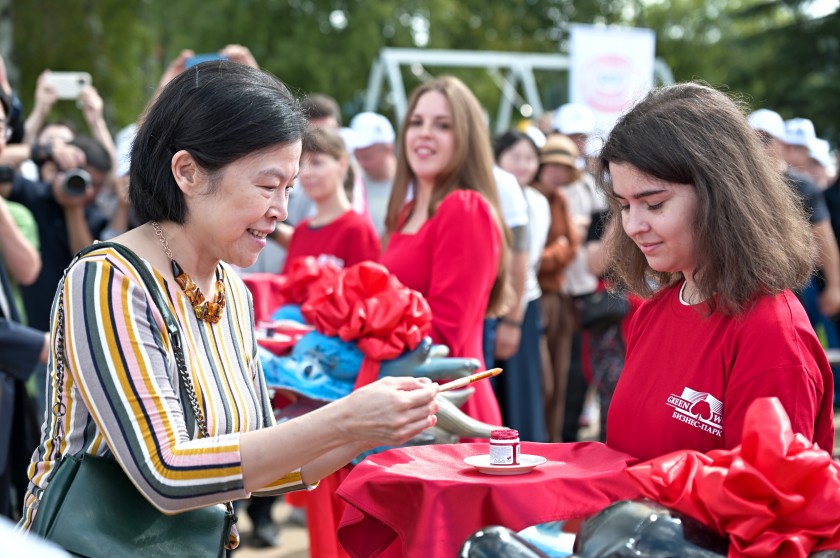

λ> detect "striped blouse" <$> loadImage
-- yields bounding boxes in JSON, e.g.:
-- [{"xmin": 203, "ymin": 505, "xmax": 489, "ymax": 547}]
[{"xmin": 21, "ymin": 245, "xmax": 309, "ymax": 528}]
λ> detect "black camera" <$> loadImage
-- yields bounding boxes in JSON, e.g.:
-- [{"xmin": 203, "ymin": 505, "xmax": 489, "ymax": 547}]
[
  {"xmin": 0, "ymin": 165, "xmax": 14, "ymax": 184},
  {"xmin": 62, "ymin": 168, "xmax": 91, "ymax": 197}
]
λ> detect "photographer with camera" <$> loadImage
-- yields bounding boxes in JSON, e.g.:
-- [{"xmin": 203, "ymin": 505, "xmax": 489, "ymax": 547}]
[
  {"xmin": 0, "ymin": 133, "xmax": 113, "ymax": 421},
  {"xmin": 0, "ymin": 90, "xmax": 51, "ymax": 522},
  {"xmin": 0, "ymin": 134, "xmax": 112, "ymax": 329},
  {"xmin": 0, "ymin": 67, "xmax": 114, "ymax": 185}
]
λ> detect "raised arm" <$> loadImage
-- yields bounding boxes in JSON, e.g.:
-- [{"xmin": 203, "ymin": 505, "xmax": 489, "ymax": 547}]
[
  {"xmin": 23, "ymin": 71, "xmax": 57, "ymax": 146},
  {"xmin": 78, "ymin": 86, "xmax": 116, "ymax": 179},
  {"xmin": 0, "ymin": 196, "xmax": 41, "ymax": 284}
]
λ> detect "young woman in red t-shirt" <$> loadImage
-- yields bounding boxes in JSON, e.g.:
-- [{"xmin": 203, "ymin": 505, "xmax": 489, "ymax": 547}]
[
  {"xmin": 597, "ymin": 83, "xmax": 834, "ymax": 460},
  {"xmin": 277, "ymin": 127, "xmax": 380, "ymax": 273}
]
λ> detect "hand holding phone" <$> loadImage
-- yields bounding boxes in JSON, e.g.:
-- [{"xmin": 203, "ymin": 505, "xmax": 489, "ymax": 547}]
[
  {"xmin": 185, "ymin": 53, "xmax": 228, "ymax": 69},
  {"xmin": 43, "ymin": 72, "xmax": 92, "ymax": 100}
]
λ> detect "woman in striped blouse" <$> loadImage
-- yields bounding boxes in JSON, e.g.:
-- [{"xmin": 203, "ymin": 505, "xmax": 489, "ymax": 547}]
[{"xmin": 21, "ymin": 61, "xmax": 438, "ymax": 529}]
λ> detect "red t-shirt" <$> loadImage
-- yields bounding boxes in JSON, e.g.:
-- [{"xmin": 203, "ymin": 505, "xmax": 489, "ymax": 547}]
[
  {"xmin": 380, "ymin": 190, "xmax": 503, "ymax": 426},
  {"xmin": 282, "ymin": 210, "xmax": 381, "ymax": 273},
  {"xmin": 607, "ymin": 283, "xmax": 834, "ymax": 461}
]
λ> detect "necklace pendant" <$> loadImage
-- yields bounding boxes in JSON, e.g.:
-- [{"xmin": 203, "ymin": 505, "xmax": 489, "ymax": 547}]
[
  {"xmin": 204, "ymin": 302, "xmax": 223, "ymax": 324},
  {"xmin": 167, "ymin": 256, "xmax": 227, "ymax": 324},
  {"xmin": 187, "ymin": 284, "xmax": 206, "ymax": 306},
  {"xmin": 194, "ymin": 305, "xmax": 208, "ymax": 321}
]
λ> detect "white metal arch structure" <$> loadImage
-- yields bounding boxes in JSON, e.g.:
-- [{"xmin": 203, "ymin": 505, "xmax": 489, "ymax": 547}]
[
  {"xmin": 363, "ymin": 47, "xmax": 674, "ymax": 133},
  {"xmin": 364, "ymin": 48, "xmax": 567, "ymax": 134}
]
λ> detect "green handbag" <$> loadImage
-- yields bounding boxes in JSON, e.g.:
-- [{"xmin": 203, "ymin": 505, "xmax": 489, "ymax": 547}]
[
  {"xmin": 29, "ymin": 242, "xmax": 238, "ymax": 557},
  {"xmin": 30, "ymin": 453, "xmax": 233, "ymax": 558}
]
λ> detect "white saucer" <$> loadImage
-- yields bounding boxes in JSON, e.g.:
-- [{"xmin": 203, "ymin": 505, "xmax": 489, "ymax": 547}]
[{"xmin": 463, "ymin": 454, "xmax": 547, "ymax": 475}]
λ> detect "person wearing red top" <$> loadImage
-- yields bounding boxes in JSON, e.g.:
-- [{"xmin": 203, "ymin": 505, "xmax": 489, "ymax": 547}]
[
  {"xmin": 596, "ymin": 83, "xmax": 834, "ymax": 460},
  {"xmin": 276, "ymin": 127, "xmax": 380, "ymax": 273},
  {"xmin": 380, "ymin": 76, "xmax": 510, "ymax": 427}
]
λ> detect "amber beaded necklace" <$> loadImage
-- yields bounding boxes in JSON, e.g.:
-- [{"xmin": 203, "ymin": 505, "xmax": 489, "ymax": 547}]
[{"xmin": 152, "ymin": 221, "xmax": 226, "ymax": 324}]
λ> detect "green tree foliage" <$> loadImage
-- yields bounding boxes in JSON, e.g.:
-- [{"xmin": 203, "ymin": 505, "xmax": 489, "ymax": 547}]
[
  {"xmin": 5, "ymin": 0, "xmax": 838, "ymax": 144},
  {"xmin": 730, "ymin": 1, "xmax": 840, "ymax": 143},
  {"xmin": 607, "ymin": 0, "xmax": 839, "ymax": 143},
  {"xmin": 11, "ymin": 0, "xmax": 155, "ymax": 130}
]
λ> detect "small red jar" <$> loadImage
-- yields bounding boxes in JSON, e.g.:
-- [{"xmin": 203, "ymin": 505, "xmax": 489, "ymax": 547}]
[{"xmin": 489, "ymin": 429, "xmax": 520, "ymax": 465}]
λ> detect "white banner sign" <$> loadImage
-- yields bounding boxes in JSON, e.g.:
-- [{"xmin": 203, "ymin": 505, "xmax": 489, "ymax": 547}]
[{"xmin": 569, "ymin": 24, "xmax": 656, "ymax": 134}]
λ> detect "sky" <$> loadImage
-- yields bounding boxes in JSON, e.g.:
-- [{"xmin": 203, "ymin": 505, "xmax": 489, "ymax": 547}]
[{"xmin": 806, "ymin": 0, "xmax": 839, "ymax": 17}]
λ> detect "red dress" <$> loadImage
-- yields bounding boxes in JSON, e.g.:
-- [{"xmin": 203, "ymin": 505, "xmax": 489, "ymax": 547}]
[
  {"xmin": 282, "ymin": 209, "xmax": 380, "ymax": 273},
  {"xmin": 380, "ymin": 190, "xmax": 503, "ymax": 426}
]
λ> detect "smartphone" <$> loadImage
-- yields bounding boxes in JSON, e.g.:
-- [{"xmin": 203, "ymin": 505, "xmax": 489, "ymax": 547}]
[
  {"xmin": 185, "ymin": 53, "xmax": 228, "ymax": 69},
  {"xmin": 44, "ymin": 71, "xmax": 92, "ymax": 100}
]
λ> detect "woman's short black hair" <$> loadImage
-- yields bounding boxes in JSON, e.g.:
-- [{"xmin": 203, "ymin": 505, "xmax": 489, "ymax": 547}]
[
  {"xmin": 493, "ymin": 130, "xmax": 539, "ymax": 162},
  {"xmin": 130, "ymin": 61, "xmax": 306, "ymax": 224},
  {"xmin": 0, "ymin": 90, "xmax": 11, "ymax": 119}
]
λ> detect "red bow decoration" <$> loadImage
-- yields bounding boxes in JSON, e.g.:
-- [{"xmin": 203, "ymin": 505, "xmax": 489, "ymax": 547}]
[
  {"xmin": 275, "ymin": 256, "xmax": 342, "ymax": 306},
  {"xmin": 626, "ymin": 397, "xmax": 840, "ymax": 557},
  {"xmin": 301, "ymin": 261, "xmax": 432, "ymax": 388}
]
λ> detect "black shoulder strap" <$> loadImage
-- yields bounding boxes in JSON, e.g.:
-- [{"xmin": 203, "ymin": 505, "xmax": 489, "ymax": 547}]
[
  {"xmin": 71, "ymin": 242, "xmax": 198, "ymax": 436},
  {"xmin": 74, "ymin": 242, "xmax": 180, "ymax": 342}
]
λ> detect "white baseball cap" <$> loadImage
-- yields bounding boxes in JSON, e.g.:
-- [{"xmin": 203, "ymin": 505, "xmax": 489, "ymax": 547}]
[
  {"xmin": 349, "ymin": 112, "xmax": 395, "ymax": 150},
  {"xmin": 785, "ymin": 118, "xmax": 817, "ymax": 148},
  {"xmin": 808, "ymin": 137, "xmax": 832, "ymax": 169},
  {"xmin": 552, "ymin": 103, "xmax": 595, "ymax": 136},
  {"xmin": 523, "ymin": 125, "xmax": 546, "ymax": 149},
  {"xmin": 338, "ymin": 127, "xmax": 357, "ymax": 152},
  {"xmin": 114, "ymin": 123, "xmax": 136, "ymax": 177},
  {"xmin": 747, "ymin": 109, "xmax": 786, "ymax": 142}
]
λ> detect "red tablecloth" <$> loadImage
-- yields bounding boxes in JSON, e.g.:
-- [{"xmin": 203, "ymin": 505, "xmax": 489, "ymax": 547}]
[{"xmin": 336, "ymin": 442, "xmax": 642, "ymax": 558}]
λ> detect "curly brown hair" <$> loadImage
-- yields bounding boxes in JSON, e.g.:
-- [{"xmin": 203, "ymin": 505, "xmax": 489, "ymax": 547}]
[{"xmin": 596, "ymin": 82, "xmax": 814, "ymax": 316}]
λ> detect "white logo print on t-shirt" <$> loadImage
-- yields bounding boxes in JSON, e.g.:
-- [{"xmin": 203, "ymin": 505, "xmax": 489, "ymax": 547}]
[{"xmin": 666, "ymin": 387, "xmax": 723, "ymax": 437}]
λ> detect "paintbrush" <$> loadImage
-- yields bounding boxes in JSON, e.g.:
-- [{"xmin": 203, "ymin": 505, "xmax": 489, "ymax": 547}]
[{"xmin": 437, "ymin": 368, "xmax": 503, "ymax": 392}]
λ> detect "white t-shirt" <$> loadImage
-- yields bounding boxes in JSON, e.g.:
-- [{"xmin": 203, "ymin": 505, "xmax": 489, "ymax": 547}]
[
  {"xmin": 563, "ymin": 172, "xmax": 607, "ymax": 296},
  {"xmin": 493, "ymin": 166, "xmax": 528, "ymax": 229},
  {"xmin": 523, "ymin": 185, "xmax": 551, "ymax": 303},
  {"xmin": 362, "ymin": 175, "xmax": 393, "ymax": 238}
]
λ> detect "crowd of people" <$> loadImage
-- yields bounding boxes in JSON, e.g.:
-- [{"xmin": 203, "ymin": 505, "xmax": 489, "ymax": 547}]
[{"xmin": 0, "ymin": 43, "xmax": 836, "ymax": 554}]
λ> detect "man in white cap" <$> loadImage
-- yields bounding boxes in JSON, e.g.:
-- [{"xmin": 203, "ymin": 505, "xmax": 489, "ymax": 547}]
[
  {"xmin": 748, "ymin": 108, "xmax": 840, "ymax": 318},
  {"xmin": 806, "ymin": 137, "xmax": 833, "ymax": 190},
  {"xmin": 552, "ymin": 102, "xmax": 596, "ymax": 166},
  {"xmin": 349, "ymin": 112, "xmax": 396, "ymax": 237},
  {"xmin": 784, "ymin": 117, "xmax": 818, "ymax": 175}
]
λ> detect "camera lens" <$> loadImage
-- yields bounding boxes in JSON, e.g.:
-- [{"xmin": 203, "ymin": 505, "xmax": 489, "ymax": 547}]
[{"xmin": 62, "ymin": 168, "xmax": 91, "ymax": 197}]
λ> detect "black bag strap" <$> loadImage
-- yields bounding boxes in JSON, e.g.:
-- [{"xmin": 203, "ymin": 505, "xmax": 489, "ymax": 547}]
[{"xmin": 74, "ymin": 242, "xmax": 181, "ymax": 345}]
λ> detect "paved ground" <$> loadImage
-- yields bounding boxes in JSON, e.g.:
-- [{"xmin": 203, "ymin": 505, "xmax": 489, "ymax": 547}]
[{"xmin": 234, "ymin": 502, "xmax": 309, "ymax": 558}]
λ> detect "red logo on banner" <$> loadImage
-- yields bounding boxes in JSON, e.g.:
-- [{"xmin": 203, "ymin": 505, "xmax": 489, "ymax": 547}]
[{"xmin": 582, "ymin": 54, "xmax": 637, "ymax": 113}]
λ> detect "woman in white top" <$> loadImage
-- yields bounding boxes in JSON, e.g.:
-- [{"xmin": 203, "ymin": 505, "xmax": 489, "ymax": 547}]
[{"xmin": 492, "ymin": 130, "xmax": 552, "ymax": 442}]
